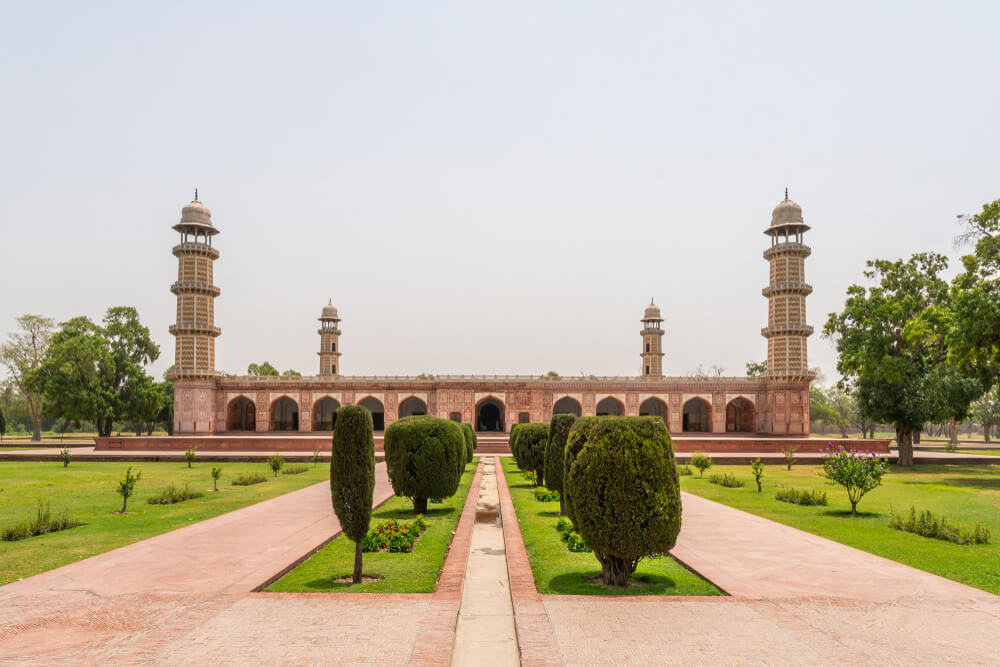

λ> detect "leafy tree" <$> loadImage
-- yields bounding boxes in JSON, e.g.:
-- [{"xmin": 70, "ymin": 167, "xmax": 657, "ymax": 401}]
[
  {"xmin": 691, "ymin": 452, "xmax": 712, "ymax": 477},
  {"xmin": 809, "ymin": 386, "xmax": 845, "ymax": 435},
  {"xmin": 750, "ymin": 458, "xmax": 764, "ymax": 492},
  {"xmin": 824, "ymin": 253, "xmax": 979, "ymax": 465},
  {"xmin": 248, "ymin": 362, "xmax": 280, "ymax": 376},
  {"xmin": 820, "ymin": 446, "xmax": 888, "ymax": 516},
  {"xmin": 384, "ymin": 416, "xmax": 464, "ymax": 513},
  {"xmin": 745, "ymin": 360, "xmax": 767, "ymax": 378},
  {"xmin": 516, "ymin": 423, "xmax": 549, "ymax": 487},
  {"xmin": 116, "ymin": 467, "xmax": 141, "ymax": 513},
  {"xmin": 281, "ymin": 369, "xmax": 302, "ymax": 377},
  {"xmin": 0, "ymin": 315, "xmax": 55, "ymax": 441},
  {"xmin": 971, "ymin": 389, "xmax": 1000, "ymax": 443},
  {"xmin": 330, "ymin": 405, "xmax": 375, "ymax": 584},
  {"xmin": 211, "ymin": 466, "xmax": 223, "ymax": 491},
  {"xmin": 0, "ymin": 405, "xmax": 5, "ymax": 443},
  {"xmin": 545, "ymin": 414, "xmax": 576, "ymax": 515},
  {"xmin": 268, "ymin": 455, "xmax": 284, "ymax": 477},
  {"xmin": 156, "ymin": 376, "xmax": 174, "ymax": 435}
]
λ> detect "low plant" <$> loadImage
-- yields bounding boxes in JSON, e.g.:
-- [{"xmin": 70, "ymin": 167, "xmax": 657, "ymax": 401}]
[
  {"xmin": 268, "ymin": 454, "xmax": 285, "ymax": 477},
  {"xmin": 312, "ymin": 449, "xmax": 321, "ymax": 466},
  {"xmin": 232, "ymin": 471, "xmax": 268, "ymax": 486},
  {"xmin": 211, "ymin": 466, "xmax": 223, "ymax": 491},
  {"xmin": 890, "ymin": 506, "xmax": 991, "ymax": 545},
  {"xmin": 59, "ymin": 447, "xmax": 72, "ymax": 467},
  {"xmin": 524, "ymin": 470, "xmax": 538, "ymax": 485},
  {"xmin": 677, "ymin": 465, "xmax": 693, "ymax": 476},
  {"xmin": 361, "ymin": 516, "xmax": 428, "ymax": 553},
  {"xmin": 708, "ymin": 472, "xmax": 744, "ymax": 488},
  {"xmin": 781, "ymin": 447, "xmax": 797, "ymax": 470},
  {"xmin": 282, "ymin": 464, "xmax": 309, "ymax": 475},
  {"xmin": 691, "ymin": 452, "xmax": 712, "ymax": 478},
  {"xmin": 775, "ymin": 487, "xmax": 828, "ymax": 506},
  {"xmin": 555, "ymin": 516, "xmax": 591, "ymax": 552},
  {"xmin": 116, "ymin": 466, "xmax": 142, "ymax": 513},
  {"xmin": 184, "ymin": 447, "xmax": 197, "ymax": 468},
  {"xmin": 750, "ymin": 458, "xmax": 764, "ymax": 492},
  {"xmin": 1, "ymin": 501, "xmax": 82, "ymax": 541},
  {"xmin": 820, "ymin": 445, "xmax": 889, "ymax": 516},
  {"xmin": 533, "ymin": 486, "xmax": 560, "ymax": 502},
  {"xmin": 147, "ymin": 482, "xmax": 204, "ymax": 505}
]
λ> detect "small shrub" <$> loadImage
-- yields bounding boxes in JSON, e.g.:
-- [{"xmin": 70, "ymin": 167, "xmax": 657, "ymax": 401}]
[
  {"xmin": 210, "ymin": 466, "xmax": 223, "ymax": 491},
  {"xmin": 116, "ymin": 466, "xmax": 141, "ymax": 513},
  {"xmin": 1, "ymin": 502, "xmax": 82, "ymax": 541},
  {"xmin": 147, "ymin": 482, "xmax": 204, "ymax": 505},
  {"xmin": 709, "ymin": 472, "xmax": 745, "ymax": 488},
  {"xmin": 820, "ymin": 445, "xmax": 888, "ymax": 516},
  {"xmin": 268, "ymin": 454, "xmax": 285, "ymax": 477},
  {"xmin": 282, "ymin": 464, "xmax": 309, "ymax": 475},
  {"xmin": 691, "ymin": 452, "xmax": 712, "ymax": 478},
  {"xmin": 677, "ymin": 465, "xmax": 693, "ymax": 476},
  {"xmin": 524, "ymin": 470, "xmax": 537, "ymax": 485},
  {"xmin": 59, "ymin": 448, "xmax": 72, "ymax": 468},
  {"xmin": 750, "ymin": 458, "xmax": 764, "ymax": 492},
  {"xmin": 361, "ymin": 517, "xmax": 427, "ymax": 553},
  {"xmin": 312, "ymin": 449, "xmax": 321, "ymax": 466},
  {"xmin": 554, "ymin": 516, "xmax": 591, "ymax": 552},
  {"xmin": 533, "ymin": 486, "xmax": 560, "ymax": 502},
  {"xmin": 775, "ymin": 487, "xmax": 828, "ymax": 506},
  {"xmin": 891, "ymin": 506, "xmax": 991, "ymax": 545},
  {"xmin": 232, "ymin": 472, "xmax": 268, "ymax": 486},
  {"xmin": 556, "ymin": 516, "xmax": 571, "ymax": 533},
  {"xmin": 782, "ymin": 447, "xmax": 797, "ymax": 470},
  {"xmin": 184, "ymin": 447, "xmax": 197, "ymax": 468}
]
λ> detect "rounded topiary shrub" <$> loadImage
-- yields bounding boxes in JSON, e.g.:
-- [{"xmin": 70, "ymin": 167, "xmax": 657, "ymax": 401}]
[
  {"xmin": 545, "ymin": 414, "xmax": 576, "ymax": 515},
  {"xmin": 330, "ymin": 405, "xmax": 376, "ymax": 584},
  {"xmin": 509, "ymin": 423, "xmax": 524, "ymax": 468},
  {"xmin": 565, "ymin": 416, "xmax": 682, "ymax": 587},
  {"xmin": 384, "ymin": 416, "xmax": 464, "ymax": 513},
  {"xmin": 516, "ymin": 423, "xmax": 549, "ymax": 487},
  {"xmin": 463, "ymin": 423, "xmax": 478, "ymax": 451},
  {"xmin": 460, "ymin": 423, "xmax": 475, "ymax": 464},
  {"xmin": 563, "ymin": 417, "xmax": 599, "ymax": 526}
]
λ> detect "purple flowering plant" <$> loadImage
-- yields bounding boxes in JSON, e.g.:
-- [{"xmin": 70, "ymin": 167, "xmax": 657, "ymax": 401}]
[{"xmin": 819, "ymin": 443, "xmax": 889, "ymax": 516}]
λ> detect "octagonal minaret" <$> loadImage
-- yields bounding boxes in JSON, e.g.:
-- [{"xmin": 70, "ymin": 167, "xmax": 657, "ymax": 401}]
[
  {"xmin": 640, "ymin": 299, "xmax": 665, "ymax": 377},
  {"xmin": 169, "ymin": 191, "xmax": 221, "ymax": 380},
  {"xmin": 762, "ymin": 190, "xmax": 814, "ymax": 381},
  {"xmin": 318, "ymin": 300, "xmax": 342, "ymax": 376}
]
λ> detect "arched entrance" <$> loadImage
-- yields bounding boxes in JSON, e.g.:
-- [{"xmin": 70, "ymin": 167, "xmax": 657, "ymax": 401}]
[
  {"xmin": 477, "ymin": 397, "xmax": 504, "ymax": 432},
  {"xmin": 313, "ymin": 397, "xmax": 340, "ymax": 431},
  {"xmin": 552, "ymin": 396, "xmax": 582, "ymax": 417},
  {"xmin": 596, "ymin": 396, "xmax": 624, "ymax": 416},
  {"xmin": 682, "ymin": 398, "xmax": 711, "ymax": 432},
  {"xmin": 398, "ymin": 396, "xmax": 428, "ymax": 418},
  {"xmin": 226, "ymin": 396, "xmax": 256, "ymax": 431},
  {"xmin": 359, "ymin": 396, "xmax": 385, "ymax": 431},
  {"xmin": 639, "ymin": 397, "xmax": 667, "ymax": 424},
  {"xmin": 271, "ymin": 397, "xmax": 299, "ymax": 431},
  {"xmin": 726, "ymin": 397, "xmax": 755, "ymax": 433}
]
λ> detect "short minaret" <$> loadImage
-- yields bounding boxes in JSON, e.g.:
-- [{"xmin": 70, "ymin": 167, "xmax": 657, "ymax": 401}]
[
  {"xmin": 318, "ymin": 300, "xmax": 342, "ymax": 376},
  {"xmin": 169, "ymin": 191, "xmax": 221, "ymax": 380},
  {"xmin": 640, "ymin": 299, "xmax": 665, "ymax": 377},
  {"xmin": 762, "ymin": 190, "xmax": 814, "ymax": 380}
]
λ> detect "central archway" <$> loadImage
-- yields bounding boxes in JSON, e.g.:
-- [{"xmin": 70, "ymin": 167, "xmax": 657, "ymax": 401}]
[
  {"xmin": 552, "ymin": 396, "xmax": 582, "ymax": 417},
  {"xmin": 476, "ymin": 397, "xmax": 504, "ymax": 432},
  {"xmin": 358, "ymin": 396, "xmax": 385, "ymax": 431},
  {"xmin": 596, "ymin": 396, "xmax": 624, "ymax": 416},
  {"xmin": 313, "ymin": 397, "xmax": 340, "ymax": 431},
  {"xmin": 226, "ymin": 396, "xmax": 256, "ymax": 431},
  {"xmin": 398, "ymin": 396, "xmax": 428, "ymax": 418},
  {"xmin": 682, "ymin": 398, "xmax": 711, "ymax": 432},
  {"xmin": 270, "ymin": 397, "xmax": 299, "ymax": 431}
]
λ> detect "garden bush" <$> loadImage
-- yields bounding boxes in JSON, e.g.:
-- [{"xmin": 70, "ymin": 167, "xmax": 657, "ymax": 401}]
[
  {"xmin": 782, "ymin": 447, "xmax": 797, "ymax": 470},
  {"xmin": 330, "ymin": 405, "xmax": 376, "ymax": 583},
  {"xmin": 545, "ymin": 414, "xmax": 576, "ymax": 515},
  {"xmin": 890, "ymin": 506, "xmax": 991, "ymax": 545},
  {"xmin": 775, "ymin": 487, "xmax": 828, "ymax": 506},
  {"xmin": 232, "ymin": 472, "xmax": 268, "ymax": 486},
  {"xmin": 533, "ymin": 486, "xmax": 559, "ymax": 502},
  {"xmin": 361, "ymin": 516, "xmax": 428, "ymax": 553},
  {"xmin": 820, "ymin": 445, "xmax": 889, "ymax": 516},
  {"xmin": 516, "ymin": 423, "xmax": 549, "ymax": 487},
  {"xmin": 509, "ymin": 423, "xmax": 524, "ymax": 468},
  {"xmin": 2, "ymin": 501, "xmax": 82, "ymax": 541},
  {"xmin": 691, "ymin": 452, "xmax": 712, "ymax": 478},
  {"xmin": 184, "ymin": 447, "xmax": 197, "ymax": 468},
  {"xmin": 750, "ymin": 458, "xmax": 764, "ymax": 492},
  {"xmin": 460, "ymin": 423, "xmax": 475, "ymax": 465},
  {"xmin": 268, "ymin": 455, "xmax": 285, "ymax": 477},
  {"xmin": 147, "ymin": 482, "xmax": 204, "ymax": 505},
  {"xmin": 281, "ymin": 464, "xmax": 309, "ymax": 475},
  {"xmin": 59, "ymin": 447, "xmax": 72, "ymax": 467},
  {"xmin": 564, "ymin": 416, "xmax": 681, "ymax": 586},
  {"xmin": 116, "ymin": 466, "xmax": 141, "ymax": 513},
  {"xmin": 210, "ymin": 466, "xmax": 223, "ymax": 491},
  {"xmin": 384, "ymin": 415, "xmax": 464, "ymax": 513},
  {"xmin": 563, "ymin": 417, "xmax": 599, "ymax": 526},
  {"xmin": 708, "ymin": 472, "xmax": 745, "ymax": 488},
  {"xmin": 555, "ymin": 516, "xmax": 591, "ymax": 552},
  {"xmin": 462, "ymin": 422, "xmax": 477, "ymax": 451},
  {"xmin": 677, "ymin": 465, "xmax": 693, "ymax": 476}
]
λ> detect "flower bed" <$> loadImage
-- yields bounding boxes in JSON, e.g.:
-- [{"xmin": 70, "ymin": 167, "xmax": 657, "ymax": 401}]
[
  {"xmin": 361, "ymin": 516, "xmax": 428, "ymax": 553},
  {"xmin": 556, "ymin": 516, "xmax": 591, "ymax": 552}
]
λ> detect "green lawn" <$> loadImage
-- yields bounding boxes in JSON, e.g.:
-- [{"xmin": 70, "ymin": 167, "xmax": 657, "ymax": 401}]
[
  {"xmin": 0, "ymin": 460, "xmax": 330, "ymax": 584},
  {"xmin": 266, "ymin": 459, "xmax": 479, "ymax": 593},
  {"xmin": 499, "ymin": 458, "xmax": 721, "ymax": 596},
  {"xmin": 680, "ymin": 464, "xmax": 1000, "ymax": 595}
]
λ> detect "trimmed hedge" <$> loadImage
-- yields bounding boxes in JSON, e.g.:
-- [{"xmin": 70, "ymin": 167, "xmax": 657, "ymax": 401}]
[
  {"xmin": 384, "ymin": 416, "xmax": 464, "ymax": 514},
  {"xmin": 563, "ymin": 417, "xmax": 599, "ymax": 526},
  {"xmin": 545, "ymin": 414, "xmax": 576, "ymax": 515},
  {"xmin": 330, "ymin": 405, "xmax": 376, "ymax": 583},
  {"xmin": 565, "ymin": 416, "xmax": 682, "ymax": 587},
  {"xmin": 460, "ymin": 423, "xmax": 475, "ymax": 464},
  {"xmin": 463, "ymin": 423, "xmax": 478, "ymax": 451},
  {"xmin": 509, "ymin": 423, "xmax": 524, "ymax": 468},
  {"xmin": 516, "ymin": 423, "xmax": 549, "ymax": 487}
]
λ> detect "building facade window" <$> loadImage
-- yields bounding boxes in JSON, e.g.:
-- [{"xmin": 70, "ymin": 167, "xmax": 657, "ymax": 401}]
[
  {"xmin": 449, "ymin": 412, "xmax": 462, "ymax": 422},
  {"xmin": 518, "ymin": 412, "xmax": 530, "ymax": 424}
]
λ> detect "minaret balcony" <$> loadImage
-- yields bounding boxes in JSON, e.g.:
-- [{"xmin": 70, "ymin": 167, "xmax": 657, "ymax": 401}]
[
  {"xmin": 169, "ymin": 321, "xmax": 222, "ymax": 337},
  {"xmin": 761, "ymin": 281, "xmax": 813, "ymax": 297},
  {"xmin": 761, "ymin": 324, "xmax": 814, "ymax": 338},
  {"xmin": 639, "ymin": 328, "xmax": 666, "ymax": 336},
  {"xmin": 173, "ymin": 243, "xmax": 220, "ymax": 259},
  {"xmin": 763, "ymin": 243, "xmax": 811, "ymax": 260},
  {"xmin": 317, "ymin": 328, "xmax": 342, "ymax": 335},
  {"xmin": 171, "ymin": 281, "xmax": 221, "ymax": 297}
]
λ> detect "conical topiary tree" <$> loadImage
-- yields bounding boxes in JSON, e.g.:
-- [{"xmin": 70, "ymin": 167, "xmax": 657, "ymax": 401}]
[
  {"xmin": 516, "ymin": 423, "xmax": 549, "ymax": 487},
  {"xmin": 384, "ymin": 416, "xmax": 464, "ymax": 513},
  {"xmin": 330, "ymin": 405, "xmax": 376, "ymax": 584},
  {"xmin": 545, "ymin": 413, "xmax": 576, "ymax": 515},
  {"xmin": 509, "ymin": 423, "xmax": 523, "ymax": 468},
  {"xmin": 563, "ymin": 417, "xmax": 599, "ymax": 526}
]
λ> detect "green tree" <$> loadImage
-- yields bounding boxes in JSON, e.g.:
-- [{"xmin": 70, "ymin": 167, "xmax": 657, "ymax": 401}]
[
  {"xmin": 1, "ymin": 315, "xmax": 55, "ymax": 441},
  {"xmin": 516, "ymin": 423, "xmax": 549, "ymax": 487},
  {"xmin": 384, "ymin": 416, "xmax": 464, "ymax": 513},
  {"xmin": 460, "ymin": 423, "xmax": 475, "ymax": 464},
  {"xmin": 0, "ymin": 405, "xmax": 6, "ymax": 443},
  {"xmin": 745, "ymin": 360, "xmax": 767, "ymax": 378},
  {"xmin": 248, "ymin": 362, "xmax": 280, "ymax": 376},
  {"xmin": 330, "ymin": 405, "xmax": 375, "ymax": 584},
  {"xmin": 562, "ymin": 417, "xmax": 599, "ymax": 526},
  {"xmin": 281, "ymin": 369, "xmax": 302, "ymax": 377},
  {"xmin": 545, "ymin": 414, "xmax": 576, "ymax": 515},
  {"xmin": 824, "ymin": 253, "xmax": 978, "ymax": 465},
  {"xmin": 971, "ymin": 389, "xmax": 1000, "ymax": 443},
  {"xmin": 156, "ymin": 376, "xmax": 174, "ymax": 435}
]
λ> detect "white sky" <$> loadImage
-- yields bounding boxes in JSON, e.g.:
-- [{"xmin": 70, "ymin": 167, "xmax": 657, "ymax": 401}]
[{"xmin": 1, "ymin": 1, "xmax": 998, "ymax": 382}]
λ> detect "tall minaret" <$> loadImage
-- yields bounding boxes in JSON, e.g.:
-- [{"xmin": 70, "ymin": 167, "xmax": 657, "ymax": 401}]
[
  {"xmin": 640, "ymin": 299, "xmax": 665, "ymax": 377},
  {"xmin": 318, "ymin": 300, "xmax": 342, "ymax": 376},
  {"xmin": 762, "ymin": 190, "xmax": 814, "ymax": 380},
  {"xmin": 169, "ymin": 191, "xmax": 221, "ymax": 380}
]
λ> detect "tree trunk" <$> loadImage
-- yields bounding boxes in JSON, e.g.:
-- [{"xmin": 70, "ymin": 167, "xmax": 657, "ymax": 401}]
[
  {"xmin": 596, "ymin": 552, "xmax": 632, "ymax": 587},
  {"xmin": 949, "ymin": 420, "xmax": 959, "ymax": 447},
  {"xmin": 851, "ymin": 500, "xmax": 857, "ymax": 516},
  {"xmin": 353, "ymin": 540, "xmax": 363, "ymax": 584},
  {"xmin": 896, "ymin": 428, "xmax": 914, "ymax": 466},
  {"xmin": 121, "ymin": 496, "xmax": 128, "ymax": 513},
  {"xmin": 985, "ymin": 424, "xmax": 992, "ymax": 444},
  {"xmin": 413, "ymin": 497, "xmax": 428, "ymax": 514},
  {"xmin": 756, "ymin": 479, "xmax": 762, "ymax": 493},
  {"xmin": 31, "ymin": 416, "xmax": 42, "ymax": 442},
  {"xmin": 559, "ymin": 495, "xmax": 566, "ymax": 516},
  {"xmin": 913, "ymin": 430, "xmax": 921, "ymax": 444}
]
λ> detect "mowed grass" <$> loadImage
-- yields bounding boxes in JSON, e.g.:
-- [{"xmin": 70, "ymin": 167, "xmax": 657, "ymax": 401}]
[
  {"xmin": 266, "ymin": 459, "xmax": 479, "ymax": 593},
  {"xmin": 680, "ymin": 464, "xmax": 1000, "ymax": 595},
  {"xmin": 0, "ymin": 460, "xmax": 330, "ymax": 584},
  {"xmin": 500, "ymin": 458, "xmax": 721, "ymax": 596}
]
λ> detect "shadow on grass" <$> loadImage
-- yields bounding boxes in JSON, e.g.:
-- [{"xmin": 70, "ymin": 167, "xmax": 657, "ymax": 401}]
[
  {"xmin": 538, "ymin": 510, "xmax": 561, "ymax": 517},
  {"xmin": 820, "ymin": 509, "xmax": 883, "ymax": 519},
  {"xmin": 375, "ymin": 505, "xmax": 456, "ymax": 520},
  {"xmin": 546, "ymin": 570, "xmax": 679, "ymax": 595},
  {"xmin": 300, "ymin": 574, "xmax": 384, "ymax": 591}
]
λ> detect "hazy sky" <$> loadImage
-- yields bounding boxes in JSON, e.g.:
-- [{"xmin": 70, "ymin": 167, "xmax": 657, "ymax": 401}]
[{"xmin": 2, "ymin": 1, "xmax": 998, "ymax": 383}]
